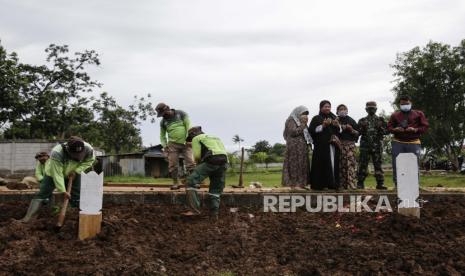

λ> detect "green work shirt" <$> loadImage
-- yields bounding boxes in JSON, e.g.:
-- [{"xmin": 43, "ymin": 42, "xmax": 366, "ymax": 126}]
[
  {"xmin": 45, "ymin": 142, "xmax": 95, "ymax": 192},
  {"xmin": 160, "ymin": 109, "xmax": 191, "ymax": 147},
  {"xmin": 192, "ymin": 134, "xmax": 227, "ymax": 162},
  {"xmin": 35, "ymin": 161, "xmax": 46, "ymax": 182}
]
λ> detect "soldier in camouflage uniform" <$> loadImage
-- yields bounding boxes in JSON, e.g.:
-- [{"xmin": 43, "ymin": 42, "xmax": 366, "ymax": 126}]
[{"xmin": 357, "ymin": 101, "xmax": 387, "ymax": 190}]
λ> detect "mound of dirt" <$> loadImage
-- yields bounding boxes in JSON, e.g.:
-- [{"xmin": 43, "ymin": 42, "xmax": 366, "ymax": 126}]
[
  {"xmin": 1, "ymin": 197, "xmax": 464, "ymax": 275},
  {"xmin": 6, "ymin": 182, "xmax": 31, "ymax": 190}
]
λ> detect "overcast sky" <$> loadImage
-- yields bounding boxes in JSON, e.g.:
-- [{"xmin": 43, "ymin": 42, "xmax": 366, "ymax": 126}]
[{"xmin": 1, "ymin": 0, "xmax": 464, "ymax": 150}]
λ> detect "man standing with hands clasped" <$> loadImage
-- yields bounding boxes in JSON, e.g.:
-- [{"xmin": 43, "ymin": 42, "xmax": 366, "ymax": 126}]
[
  {"xmin": 357, "ymin": 101, "xmax": 388, "ymax": 190},
  {"xmin": 156, "ymin": 102, "xmax": 196, "ymax": 190},
  {"xmin": 388, "ymin": 95, "xmax": 429, "ymax": 186}
]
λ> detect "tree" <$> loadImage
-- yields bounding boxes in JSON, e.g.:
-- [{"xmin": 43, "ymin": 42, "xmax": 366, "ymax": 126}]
[
  {"xmin": 226, "ymin": 153, "xmax": 239, "ymax": 172},
  {"xmin": 270, "ymin": 143, "xmax": 286, "ymax": 157},
  {"xmin": 232, "ymin": 134, "xmax": 244, "ymax": 152},
  {"xmin": 1, "ymin": 44, "xmax": 101, "ymax": 139},
  {"xmin": 0, "ymin": 42, "xmax": 156, "ymax": 154},
  {"xmin": 249, "ymin": 140, "xmax": 272, "ymax": 155},
  {"xmin": 251, "ymin": 152, "xmax": 268, "ymax": 165},
  {"xmin": 0, "ymin": 42, "xmax": 30, "ymax": 136},
  {"xmin": 391, "ymin": 40, "xmax": 465, "ymax": 170},
  {"xmin": 90, "ymin": 92, "xmax": 155, "ymax": 154}
]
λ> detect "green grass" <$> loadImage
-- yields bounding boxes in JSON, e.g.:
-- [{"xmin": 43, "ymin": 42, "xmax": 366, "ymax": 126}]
[
  {"xmin": 105, "ymin": 168, "xmax": 465, "ymax": 188},
  {"xmin": 226, "ymin": 171, "xmax": 465, "ymax": 188},
  {"xmin": 105, "ymin": 175, "xmax": 169, "ymax": 184}
]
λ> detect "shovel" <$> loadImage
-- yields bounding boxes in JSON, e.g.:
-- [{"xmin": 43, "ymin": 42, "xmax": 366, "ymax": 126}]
[{"xmin": 55, "ymin": 176, "xmax": 74, "ymax": 231}]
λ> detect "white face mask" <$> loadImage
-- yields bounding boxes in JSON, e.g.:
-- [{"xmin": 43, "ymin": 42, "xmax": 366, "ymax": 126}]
[
  {"xmin": 338, "ymin": 111, "xmax": 348, "ymax": 117},
  {"xmin": 400, "ymin": 104, "xmax": 412, "ymax": 112}
]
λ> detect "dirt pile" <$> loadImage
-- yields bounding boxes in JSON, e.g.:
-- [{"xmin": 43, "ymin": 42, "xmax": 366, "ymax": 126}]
[
  {"xmin": 1, "ymin": 197, "xmax": 464, "ymax": 275},
  {"xmin": 5, "ymin": 181, "xmax": 32, "ymax": 190}
]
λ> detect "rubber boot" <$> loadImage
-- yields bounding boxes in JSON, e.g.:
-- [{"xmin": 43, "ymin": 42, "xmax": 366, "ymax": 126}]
[
  {"xmin": 181, "ymin": 169, "xmax": 193, "ymax": 186},
  {"xmin": 207, "ymin": 193, "xmax": 220, "ymax": 220},
  {"xmin": 170, "ymin": 178, "xmax": 180, "ymax": 190},
  {"xmin": 376, "ymin": 182, "xmax": 387, "ymax": 190},
  {"xmin": 185, "ymin": 188, "xmax": 201, "ymax": 214},
  {"xmin": 21, "ymin": 199, "xmax": 44, "ymax": 222}
]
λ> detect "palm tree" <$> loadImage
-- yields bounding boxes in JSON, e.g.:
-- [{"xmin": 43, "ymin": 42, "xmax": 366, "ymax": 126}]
[{"xmin": 232, "ymin": 134, "xmax": 244, "ymax": 152}]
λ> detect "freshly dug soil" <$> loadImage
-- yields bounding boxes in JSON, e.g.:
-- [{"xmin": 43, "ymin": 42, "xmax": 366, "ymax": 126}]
[
  {"xmin": 5, "ymin": 182, "xmax": 31, "ymax": 190},
  {"xmin": 1, "ymin": 196, "xmax": 464, "ymax": 275}
]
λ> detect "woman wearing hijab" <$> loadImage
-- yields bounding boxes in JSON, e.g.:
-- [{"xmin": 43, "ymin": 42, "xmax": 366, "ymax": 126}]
[
  {"xmin": 336, "ymin": 104, "xmax": 359, "ymax": 189},
  {"xmin": 282, "ymin": 106, "xmax": 312, "ymax": 188},
  {"xmin": 309, "ymin": 100, "xmax": 341, "ymax": 190}
]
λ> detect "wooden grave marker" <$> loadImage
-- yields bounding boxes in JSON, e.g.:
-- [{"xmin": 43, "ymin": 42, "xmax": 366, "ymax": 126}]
[
  {"xmin": 396, "ymin": 153, "xmax": 420, "ymax": 218},
  {"xmin": 79, "ymin": 171, "xmax": 104, "ymax": 240}
]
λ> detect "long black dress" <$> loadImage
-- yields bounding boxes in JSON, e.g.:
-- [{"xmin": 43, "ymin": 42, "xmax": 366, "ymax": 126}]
[{"xmin": 309, "ymin": 112, "xmax": 341, "ymax": 190}]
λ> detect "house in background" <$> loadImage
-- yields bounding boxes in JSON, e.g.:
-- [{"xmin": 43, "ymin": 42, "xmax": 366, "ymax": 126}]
[{"xmin": 97, "ymin": 145, "xmax": 178, "ymax": 178}]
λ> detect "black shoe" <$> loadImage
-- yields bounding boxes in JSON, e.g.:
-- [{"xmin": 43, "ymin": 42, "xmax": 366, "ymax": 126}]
[
  {"xmin": 357, "ymin": 183, "xmax": 365, "ymax": 189},
  {"xmin": 376, "ymin": 185, "xmax": 387, "ymax": 190},
  {"xmin": 170, "ymin": 184, "xmax": 181, "ymax": 190}
]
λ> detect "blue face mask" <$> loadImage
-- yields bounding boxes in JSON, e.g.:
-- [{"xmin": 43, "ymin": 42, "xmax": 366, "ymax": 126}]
[{"xmin": 400, "ymin": 104, "xmax": 412, "ymax": 112}]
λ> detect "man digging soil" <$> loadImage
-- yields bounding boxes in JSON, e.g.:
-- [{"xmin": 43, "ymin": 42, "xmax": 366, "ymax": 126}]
[
  {"xmin": 21, "ymin": 136, "xmax": 96, "ymax": 223},
  {"xmin": 182, "ymin": 126, "xmax": 228, "ymax": 218}
]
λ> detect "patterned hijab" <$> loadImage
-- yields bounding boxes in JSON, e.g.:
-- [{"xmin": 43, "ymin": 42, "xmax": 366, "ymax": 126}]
[{"xmin": 289, "ymin": 106, "xmax": 313, "ymax": 144}]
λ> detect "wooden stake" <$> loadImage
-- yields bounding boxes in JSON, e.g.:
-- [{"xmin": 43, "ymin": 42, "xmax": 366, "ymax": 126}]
[
  {"xmin": 239, "ymin": 147, "xmax": 245, "ymax": 187},
  {"xmin": 79, "ymin": 213, "xmax": 102, "ymax": 240},
  {"xmin": 232, "ymin": 147, "xmax": 245, "ymax": 188}
]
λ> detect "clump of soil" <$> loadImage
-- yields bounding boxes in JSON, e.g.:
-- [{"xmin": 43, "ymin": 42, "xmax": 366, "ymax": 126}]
[
  {"xmin": 1, "ymin": 197, "xmax": 464, "ymax": 275},
  {"xmin": 6, "ymin": 181, "xmax": 31, "ymax": 190}
]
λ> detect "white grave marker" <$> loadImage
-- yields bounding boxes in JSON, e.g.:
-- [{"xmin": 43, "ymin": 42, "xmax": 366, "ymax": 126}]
[
  {"xmin": 396, "ymin": 153, "xmax": 420, "ymax": 218},
  {"xmin": 79, "ymin": 171, "xmax": 104, "ymax": 239}
]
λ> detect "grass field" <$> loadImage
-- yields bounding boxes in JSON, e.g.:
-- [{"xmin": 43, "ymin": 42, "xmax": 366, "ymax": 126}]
[{"xmin": 105, "ymin": 167, "xmax": 465, "ymax": 189}]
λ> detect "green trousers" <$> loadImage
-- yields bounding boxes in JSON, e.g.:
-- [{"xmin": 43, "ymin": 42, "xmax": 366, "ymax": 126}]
[
  {"xmin": 186, "ymin": 162, "xmax": 227, "ymax": 214},
  {"xmin": 35, "ymin": 174, "xmax": 81, "ymax": 208},
  {"xmin": 357, "ymin": 147, "xmax": 384, "ymax": 186}
]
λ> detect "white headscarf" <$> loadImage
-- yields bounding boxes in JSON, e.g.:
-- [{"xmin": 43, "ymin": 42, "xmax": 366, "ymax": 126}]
[{"xmin": 289, "ymin": 106, "xmax": 313, "ymax": 144}]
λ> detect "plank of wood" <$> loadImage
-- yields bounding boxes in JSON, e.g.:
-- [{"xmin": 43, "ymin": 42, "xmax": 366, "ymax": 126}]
[
  {"xmin": 79, "ymin": 213, "xmax": 102, "ymax": 240},
  {"xmin": 398, "ymin": 207, "xmax": 420, "ymax": 218}
]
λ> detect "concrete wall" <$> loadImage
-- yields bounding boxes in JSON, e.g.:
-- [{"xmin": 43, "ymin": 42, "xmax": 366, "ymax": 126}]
[
  {"xmin": 120, "ymin": 158, "xmax": 145, "ymax": 176},
  {"xmin": 0, "ymin": 141, "xmax": 58, "ymax": 177}
]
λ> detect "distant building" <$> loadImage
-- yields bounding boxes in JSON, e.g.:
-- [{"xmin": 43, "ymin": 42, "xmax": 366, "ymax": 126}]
[
  {"xmin": 0, "ymin": 139, "xmax": 104, "ymax": 177},
  {"xmin": 97, "ymin": 145, "xmax": 176, "ymax": 178}
]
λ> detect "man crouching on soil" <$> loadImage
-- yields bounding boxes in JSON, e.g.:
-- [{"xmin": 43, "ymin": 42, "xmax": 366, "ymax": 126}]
[
  {"xmin": 182, "ymin": 126, "xmax": 228, "ymax": 218},
  {"xmin": 21, "ymin": 136, "xmax": 95, "ymax": 222}
]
